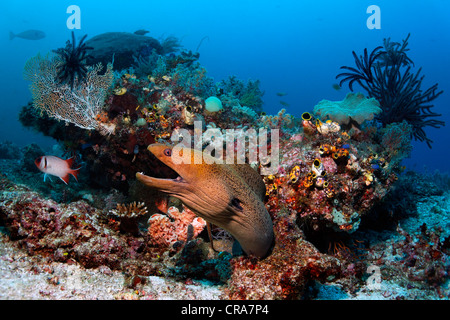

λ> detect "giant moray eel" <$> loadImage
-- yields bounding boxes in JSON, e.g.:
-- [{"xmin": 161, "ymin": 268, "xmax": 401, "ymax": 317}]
[{"xmin": 136, "ymin": 144, "xmax": 274, "ymax": 258}]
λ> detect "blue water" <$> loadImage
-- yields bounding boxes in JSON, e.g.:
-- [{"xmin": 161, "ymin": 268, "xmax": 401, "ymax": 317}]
[{"xmin": 1, "ymin": 0, "xmax": 449, "ymax": 173}]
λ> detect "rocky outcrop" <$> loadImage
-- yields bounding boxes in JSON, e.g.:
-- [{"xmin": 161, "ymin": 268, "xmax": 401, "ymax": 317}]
[{"xmin": 85, "ymin": 32, "xmax": 163, "ymax": 71}]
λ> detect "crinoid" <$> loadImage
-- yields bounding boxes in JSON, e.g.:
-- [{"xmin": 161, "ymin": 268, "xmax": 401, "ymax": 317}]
[
  {"xmin": 53, "ymin": 31, "xmax": 93, "ymax": 89},
  {"xmin": 336, "ymin": 45, "xmax": 383, "ymax": 92},
  {"xmin": 336, "ymin": 34, "xmax": 444, "ymax": 148}
]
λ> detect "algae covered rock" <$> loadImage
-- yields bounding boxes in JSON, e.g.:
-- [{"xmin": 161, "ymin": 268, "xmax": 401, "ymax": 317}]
[
  {"xmin": 313, "ymin": 92, "xmax": 381, "ymax": 125},
  {"xmin": 85, "ymin": 32, "xmax": 163, "ymax": 71}
]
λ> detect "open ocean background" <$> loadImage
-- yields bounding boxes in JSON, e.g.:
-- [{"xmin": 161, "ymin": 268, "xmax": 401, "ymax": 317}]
[{"xmin": 1, "ymin": 0, "xmax": 449, "ymax": 174}]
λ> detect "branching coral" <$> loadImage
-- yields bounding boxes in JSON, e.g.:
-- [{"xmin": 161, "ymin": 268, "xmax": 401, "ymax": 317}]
[
  {"xmin": 379, "ymin": 120, "xmax": 413, "ymax": 166},
  {"xmin": 218, "ymin": 76, "xmax": 264, "ymax": 113},
  {"xmin": 170, "ymin": 64, "xmax": 215, "ymax": 98},
  {"xmin": 261, "ymin": 109, "xmax": 294, "ymax": 129},
  {"xmin": 159, "ymin": 35, "xmax": 183, "ymax": 55},
  {"xmin": 336, "ymin": 33, "xmax": 444, "ymax": 147},
  {"xmin": 132, "ymin": 48, "xmax": 160, "ymax": 77}
]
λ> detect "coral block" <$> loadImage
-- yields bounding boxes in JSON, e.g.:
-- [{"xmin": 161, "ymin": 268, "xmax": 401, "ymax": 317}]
[{"xmin": 148, "ymin": 206, "xmax": 206, "ymax": 248}]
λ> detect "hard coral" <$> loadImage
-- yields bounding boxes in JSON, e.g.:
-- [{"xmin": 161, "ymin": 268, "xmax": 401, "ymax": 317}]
[
  {"xmin": 225, "ymin": 209, "xmax": 340, "ymax": 299},
  {"xmin": 266, "ymin": 108, "xmax": 403, "ymax": 235},
  {"xmin": 147, "ymin": 205, "xmax": 206, "ymax": 249},
  {"xmin": 109, "ymin": 201, "xmax": 148, "ymax": 236},
  {"xmin": 366, "ymin": 225, "xmax": 450, "ymax": 293},
  {"xmin": 0, "ymin": 178, "xmax": 160, "ymax": 275}
]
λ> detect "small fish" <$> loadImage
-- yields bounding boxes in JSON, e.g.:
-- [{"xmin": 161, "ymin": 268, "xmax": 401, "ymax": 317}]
[
  {"xmin": 276, "ymin": 92, "xmax": 287, "ymax": 97},
  {"xmin": 35, "ymin": 156, "xmax": 80, "ymax": 184},
  {"xmin": 10, "ymin": 30, "xmax": 46, "ymax": 40},
  {"xmin": 279, "ymin": 100, "xmax": 290, "ymax": 107},
  {"xmin": 134, "ymin": 29, "xmax": 150, "ymax": 36},
  {"xmin": 332, "ymin": 83, "xmax": 341, "ymax": 91}
]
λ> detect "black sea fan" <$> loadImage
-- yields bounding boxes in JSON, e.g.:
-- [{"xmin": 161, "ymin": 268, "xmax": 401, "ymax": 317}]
[
  {"xmin": 53, "ymin": 31, "xmax": 93, "ymax": 89},
  {"xmin": 336, "ymin": 33, "xmax": 444, "ymax": 148}
]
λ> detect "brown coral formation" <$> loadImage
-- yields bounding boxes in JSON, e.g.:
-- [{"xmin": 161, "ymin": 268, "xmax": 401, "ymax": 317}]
[
  {"xmin": 109, "ymin": 201, "xmax": 148, "ymax": 235},
  {"xmin": 225, "ymin": 209, "xmax": 340, "ymax": 299},
  {"xmin": 263, "ymin": 117, "xmax": 402, "ymax": 235},
  {"xmin": 148, "ymin": 206, "xmax": 206, "ymax": 248}
]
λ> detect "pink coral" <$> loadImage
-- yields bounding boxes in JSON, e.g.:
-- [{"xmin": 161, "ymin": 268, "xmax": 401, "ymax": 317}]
[
  {"xmin": 147, "ymin": 206, "xmax": 206, "ymax": 248},
  {"xmin": 321, "ymin": 157, "xmax": 338, "ymax": 174}
]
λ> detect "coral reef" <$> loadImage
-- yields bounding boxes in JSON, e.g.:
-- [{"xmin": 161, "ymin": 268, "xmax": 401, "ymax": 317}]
[
  {"xmin": 225, "ymin": 208, "xmax": 341, "ymax": 299},
  {"xmin": 109, "ymin": 201, "xmax": 148, "ymax": 235},
  {"xmin": 217, "ymin": 76, "xmax": 264, "ymax": 113},
  {"xmin": 0, "ymin": 141, "xmax": 21, "ymax": 159},
  {"xmin": 263, "ymin": 113, "xmax": 402, "ymax": 235},
  {"xmin": 159, "ymin": 35, "xmax": 183, "ymax": 55},
  {"xmin": 6, "ymin": 29, "xmax": 449, "ymax": 300}
]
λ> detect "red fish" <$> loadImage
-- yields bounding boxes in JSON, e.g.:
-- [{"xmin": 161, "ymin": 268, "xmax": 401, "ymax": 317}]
[{"xmin": 35, "ymin": 156, "xmax": 80, "ymax": 184}]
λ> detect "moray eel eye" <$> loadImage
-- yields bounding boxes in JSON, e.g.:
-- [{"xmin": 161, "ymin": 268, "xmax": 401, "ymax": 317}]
[{"xmin": 163, "ymin": 148, "xmax": 172, "ymax": 157}]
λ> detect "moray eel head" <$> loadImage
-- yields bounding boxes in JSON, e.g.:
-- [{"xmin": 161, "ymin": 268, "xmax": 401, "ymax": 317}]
[
  {"xmin": 136, "ymin": 143, "xmax": 274, "ymax": 258},
  {"xmin": 136, "ymin": 144, "xmax": 186, "ymax": 194}
]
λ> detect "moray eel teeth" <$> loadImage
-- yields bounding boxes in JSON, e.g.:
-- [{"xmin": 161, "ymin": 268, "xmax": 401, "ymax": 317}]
[{"xmin": 136, "ymin": 143, "xmax": 274, "ymax": 258}]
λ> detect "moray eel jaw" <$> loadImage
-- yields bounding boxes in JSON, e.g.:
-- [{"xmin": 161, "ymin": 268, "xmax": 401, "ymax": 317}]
[
  {"xmin": 136, "ymin": 144, "xmax": 231, "ymax": 219},
  {"xmin": 136, "ymin": 171, "xmax": 185, "ymax": 195},
  {"xmin": 135, "ymin": 153, "xmax": 186, "ymax": 195},
  {"xmin": 136, "ymin": 143, "xmax": 274, "ymax": 258}
]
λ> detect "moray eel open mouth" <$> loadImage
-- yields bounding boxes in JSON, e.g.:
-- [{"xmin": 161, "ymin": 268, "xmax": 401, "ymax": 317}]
[
  {"xmin": 136, "ymin": 143, "xmax": 274, "ymax": 258},
  {"xmin": 140, "ymin": 150, "xmax": 182, "ymax": 182}
]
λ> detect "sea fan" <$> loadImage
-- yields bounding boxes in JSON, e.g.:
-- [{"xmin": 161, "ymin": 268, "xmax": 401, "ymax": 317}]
[{"xmin": 53, "ymin": 31, "xmax": 93, "ymax": 89}]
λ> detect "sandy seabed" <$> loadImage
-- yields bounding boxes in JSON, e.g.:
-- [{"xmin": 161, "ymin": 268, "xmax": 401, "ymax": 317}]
[{"xmin": 0, "ymin": 232, "xmax": 222, "ymax": 300}]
